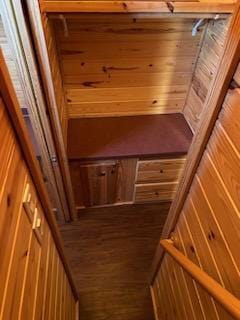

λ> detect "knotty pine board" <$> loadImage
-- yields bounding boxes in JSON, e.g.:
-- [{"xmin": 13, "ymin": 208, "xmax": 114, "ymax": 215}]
[
  {"xmin": 152, "ymin": 72, "xmax": 240, "ymax": 318},
  {"xmin": 0, "ymin": 84, "xmax": 77, "ymax": 320},
  {"xmin": 183, "ymin": 18, "xmax": 230, "ymax": 132},
  {"xmin": 52, "ymin": 16, "xmax": 205, "ymax": 118}
]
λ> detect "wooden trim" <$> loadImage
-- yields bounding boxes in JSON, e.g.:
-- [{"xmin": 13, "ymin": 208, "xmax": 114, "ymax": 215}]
[
  {"xmin": 75, "ymin": 301, "xmax": 79, "ymax": 320},
  {"xmin": 1, "ymin": 0, "xmax": 71, "ymax": 223},
  {"xmin": 25, "ymin": 0, "xmax": 77, "ymax": 221},
  {"xmin": 48, "ymin": 12, "xmax": 230, "ymax": 19},
  {"xmin": 159, "ymin": 239, "xmax": 240, "ymax": 319},
  {"xmin": 0, "ymin": 49, "xmax": 78, "ymax": 300},
  {"xmin": 150, "ymin": 0, "xmax": 240, "ymax": 283},
  {"xmin": 39, "ymin": 1, "xmax": 235, "ymax": 13}
]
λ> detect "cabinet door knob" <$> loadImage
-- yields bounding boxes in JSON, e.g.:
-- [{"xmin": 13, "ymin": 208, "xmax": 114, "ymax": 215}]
[{"xmin": 99, "ymin": 172, "xmax": 106, "ymax": 177}]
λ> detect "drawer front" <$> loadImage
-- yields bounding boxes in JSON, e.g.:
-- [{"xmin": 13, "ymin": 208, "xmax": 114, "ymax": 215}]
[
  {"xmin": 136, "ymin": 158, "xmax": 186, "ymax": 183},
  {"xmin": 135, "ymin": 182, "xmax": 178, "ymax": 203}
]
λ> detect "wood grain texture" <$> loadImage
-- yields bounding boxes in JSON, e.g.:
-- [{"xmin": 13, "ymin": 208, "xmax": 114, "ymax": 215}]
[
  {"xmin": 78, "ymin": 161, "xmax": 118, "ymax": 206},
  {"xmin": 159, "ymin": 240, "xmax": 240, "ymax": 319},
  {"xmin": 116, "ymin": 158, "xmax": 137, "ymax": 203},
  {"xmin": 152, "ymin": 87, "xmax": 240, "ymax": 318},
  {"xmin": 151, "ymin": 3, "xmax": 240, "ymax": 284},
  {"xmin": 151, "ymin": 4, "xmax": 240, "ymax": 317},
  {"xmin": 0, "ymin": 49, "xmax": 78, "ymax": 303},
  {"xmin": 39, "ymin": 1, "xmax": 236, "ymax": 13},
  {"xmin": 183, "ymin": 18, "xmax": 230, "ymax": 132},
  {"xmin": 0, "ymin": 95, "xmax": 78, "ymax": 319},
  {"xmin": 60, "ymin": 202, "xmax": 170, "ymax": 320},
  {"xmin": 25, "ymin": 0, "xmax": 77, "ymax": 221},
  {"xmin": 53, "ymin": 16, "xmax": 204, "ymax": 117},
  {"xmin": 136, "ymin": 157, "xmax": 186, "ymax": 183},
  {"xmin": 233, "ymin": 62, "xmax": 240, "ymax": 85},
  {"xmin": 135, "ymin": 182, "xmax": 178, "ymax": 203}
]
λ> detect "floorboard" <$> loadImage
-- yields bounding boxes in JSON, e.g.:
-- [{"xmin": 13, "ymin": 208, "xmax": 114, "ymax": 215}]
[{"xmin": 60, "ymin": 202, "xmax": 170, "ymax": 320}]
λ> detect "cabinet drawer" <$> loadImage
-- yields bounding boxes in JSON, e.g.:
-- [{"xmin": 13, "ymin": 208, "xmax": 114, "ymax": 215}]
[
  {"xmin": 136, "ymin": 158, "xmax": 186, "ymax": 183},
  {"xmin": 135, "ymin": 182, "xmax": 178, "ymax": 203}
]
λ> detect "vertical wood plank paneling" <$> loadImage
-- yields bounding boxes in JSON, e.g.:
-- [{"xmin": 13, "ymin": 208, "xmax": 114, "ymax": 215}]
[
  {"xmin": 190, "ymin": 177, "xmax": 240, "ymax": 297},
  {"xmin": 0, "ymin": 47, "xmax": 78, "ymax": 320},
  {"xmin": 176, "ymin": 218, "xmax": 219, "ymax": 319},
  {"xmin": 20, "ymin": 232, "xmax": 42, "ymax": 320},
  {"xmin": 41, "ymin": 14, "xmax": 69, "ymax": 146},
  {"xmin": 183, "ymin": 18, "xmax": 230, "ymax": 132},
  {"xmin": 1, "ymin": 210, "xmax": 32, "ymax": 320},
  {"xmin": 152, "ymin": 62, "xmax": 240, "ymax": 318},
  {"xmin": 34, "ymin": 228, "xmax": 50, "ymax": 320}
]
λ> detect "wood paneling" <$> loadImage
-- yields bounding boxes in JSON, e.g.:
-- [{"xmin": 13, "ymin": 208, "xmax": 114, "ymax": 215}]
[
  {"xmin": 52, "ymin": 16, "xmax": 204, "ymax": 118},
  {"xmin": 183, "ymin": 18, "xmax": 230, "ymax": 131},
  {"xmin": 0, "ymin": 55, "xmax": 78, "ymax": 319},
  {"xmin": 60, "ymin": 202, "xmax": 170, "ymax": 320},
  {"xmin": 152, "ymin": 65, "xmax": 240, "ymax": 317},
  {"xmin": 41, "ymin": 14, "xmax": 68, "ymax": 145}
]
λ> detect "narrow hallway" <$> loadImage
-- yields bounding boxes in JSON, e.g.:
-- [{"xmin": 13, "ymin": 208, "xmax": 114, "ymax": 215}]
[{"xmin": 60, "ymin": 203, "xmax": 170, "ymax": 320}]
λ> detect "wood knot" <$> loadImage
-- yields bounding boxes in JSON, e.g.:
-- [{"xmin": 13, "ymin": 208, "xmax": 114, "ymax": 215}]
[
  {"xmin": 166, "ymin": 2, "xmax": 174, "ymax": 13},
  {"xmin": 7, "ymin": 194, "xmax": 11, "ymax": 207},
  {"xmin": 122, "ymin": 2, "xmax": 128, "ymax": 9}
]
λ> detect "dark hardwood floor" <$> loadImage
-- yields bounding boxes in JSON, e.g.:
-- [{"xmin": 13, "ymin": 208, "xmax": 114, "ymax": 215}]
[{"xmin": 60, "ymin": 203, "xmax": 170, "ymax": 320}]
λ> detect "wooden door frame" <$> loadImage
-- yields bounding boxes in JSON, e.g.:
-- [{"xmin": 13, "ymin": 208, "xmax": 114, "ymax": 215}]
[
  {"xmin": 149, "ymin": 0, "xmax": 240, "ymax": 284},
  {"xmin": 0, "ymin": 0, "xmax": 74, "ymax": 223},
  {"xmin": 24, "ymin": 0, "xmax": 77, "ymax": 220}
]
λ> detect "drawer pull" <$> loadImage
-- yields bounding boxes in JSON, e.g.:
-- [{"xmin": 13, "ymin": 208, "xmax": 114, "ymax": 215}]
[{"xmin": 98, "ymin": 172, "xmax": 106, "ymax": 177}]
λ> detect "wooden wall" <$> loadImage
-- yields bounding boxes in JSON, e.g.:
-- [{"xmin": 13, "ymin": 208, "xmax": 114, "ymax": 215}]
[
  {"xmin": 42, "ymin": 14, "xmax": 69, "ymax": 145},
  {"xmin": 183, "ymin": 18, "xmax": 230, "ymax": 132},
  {"xmin": 0, "ymin": 75, "xmax": 77, "ymax": 319},
  {"xmin": 52, "ymin": 15, "xmax": 204, "ymax": 118},
  {"xmin": 0, "ymin": 16, "xmax": 26, "ymax": 109},
  {"xmin": 152, "ymin": 63, "xmax": 240, "ymax": 319}
]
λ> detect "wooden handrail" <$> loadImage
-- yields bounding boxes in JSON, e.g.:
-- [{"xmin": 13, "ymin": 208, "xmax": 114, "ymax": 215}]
[{"xmin": 160, "ymin": 239, "xmax": 240, "ymax": 320}]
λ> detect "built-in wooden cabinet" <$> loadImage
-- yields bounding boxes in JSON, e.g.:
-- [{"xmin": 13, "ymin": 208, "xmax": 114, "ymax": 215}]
[
  {"xmin": 79, "ymin": 161, "xmax": 118, "ymax": 207},
  {"xmin": 70, "ymin": 156, "xmax": 186, "ymax": 209},
  {"xmin": 70, "ymin": 159, "xmax": 136, "ymax": 207},
  {"xmin": 135, "ymin": 157, "xmax": 186, "ymax": 203}
]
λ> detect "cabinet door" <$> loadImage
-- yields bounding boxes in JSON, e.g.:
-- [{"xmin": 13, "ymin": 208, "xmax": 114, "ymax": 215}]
[{"xmin": 80, "ymin": 161, "xmax": 118, "ymax": 207}]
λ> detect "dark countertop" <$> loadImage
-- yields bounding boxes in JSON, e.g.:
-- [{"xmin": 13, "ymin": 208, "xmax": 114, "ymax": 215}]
[{"xmin": 67, "ymin": 113, "xmax": 193, "ymax": 161}]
